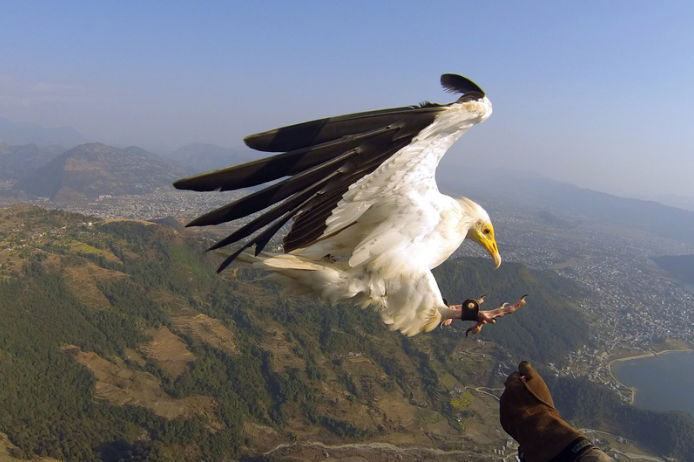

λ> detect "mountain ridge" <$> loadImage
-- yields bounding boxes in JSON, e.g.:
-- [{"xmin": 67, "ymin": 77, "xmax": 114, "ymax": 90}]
[
  {"xmin": 440, "ymin": 169, "xmax": 694, "ymax": 248},
  {"xmin": 12, "ymin": 143, "xmax": 189, "ymax": 202},
  {"xmin": 0, "ymin": 144, "xmax": 66, "ymax": 182},
  {"xmin": 167, "ymin": 142, "xmax": 255, "ymax": 174},
  {"xmin": 0, "ymin": 116, "xmax": 89, "ymax": 148}
]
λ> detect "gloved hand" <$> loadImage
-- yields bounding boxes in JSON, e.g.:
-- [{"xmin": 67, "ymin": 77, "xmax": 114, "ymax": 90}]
[{"xmin": 500, "ymin": 362, "xmax": 587, "ymax": 462}]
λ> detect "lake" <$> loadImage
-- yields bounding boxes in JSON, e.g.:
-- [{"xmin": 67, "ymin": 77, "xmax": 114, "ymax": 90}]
[{"xmin": 612, "ymin": 351, "xmax": 694, "ymax": 418}]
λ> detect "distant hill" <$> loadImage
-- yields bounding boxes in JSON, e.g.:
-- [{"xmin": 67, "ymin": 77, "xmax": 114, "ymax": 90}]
[
  {"xmin": 439, "ymin": 169, "xmax": 694, "ymax": 247},
  {"xmin": 0, "ymin": 144, "xmax": 66, "ymax": 181},
  {"xmin": 0, "ymin": 117, "xmax": 89, "ymax": 148},
  {"xmin": 520, "ymin": 179, "xmax": 694, "ymax": 247},
  {"xmin": 536, "ymin": 210, "xmax": 581, "ymax": 230},
  {"xmin": 653, "ymin": 254, "xmax": 694, "ymax": 285},
  {"xmin": 122, "ymin": 145, "xmax": 162, "ymax": 160},
  {"xmin": 168, "ymin": 143, "xmax": 254, "ymax": 173},
  {"xmin": 13, "ymin": 143, "xmax": 189, "ymax": 202},
  {"xmin": 654, "ymin": 194, "xmax": 694, "ymax": 212}
]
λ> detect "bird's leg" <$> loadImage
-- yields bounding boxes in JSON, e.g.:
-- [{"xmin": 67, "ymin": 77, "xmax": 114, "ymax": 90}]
[
  {"xmin": 441, "ymin": 294, "xmax": 528, "ymax": 336},
  {"xmin": 465, "ymin": 294, "xmax": 528, "ymax": 336},
  {"xmin": 442, "ymin": 296, "xmax": 485, "ymax": 326}
]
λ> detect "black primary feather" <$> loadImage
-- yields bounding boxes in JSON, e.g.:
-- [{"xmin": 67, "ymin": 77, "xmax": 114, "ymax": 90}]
[
  {"xmin": 440, "ymin": 74, "xmax": 485, "ymax": 98},
  {"xmin": 174, "ymin": 74, "xmax": 480, "ymax": 270},
  {"xmin": 173, "ymin": 124, "xmax": 400, "ymax": 192},
  {"xmin": 244, "ymin": 106, "xmax": 445, "ymax": 153},
  {"xmin": 185, "ymin": 148, "xmax": 359, "ymax": 227}
]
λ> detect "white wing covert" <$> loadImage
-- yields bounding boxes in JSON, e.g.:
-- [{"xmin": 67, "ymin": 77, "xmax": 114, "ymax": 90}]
[{"xmin": 321, "ymin": 99, "xmax": 493, "ymax": 269}]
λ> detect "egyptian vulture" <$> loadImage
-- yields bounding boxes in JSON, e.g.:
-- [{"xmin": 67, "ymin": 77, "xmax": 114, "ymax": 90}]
[{"xmin": 174, "ymin": 74, "xmax": 527, "ymax": 336}]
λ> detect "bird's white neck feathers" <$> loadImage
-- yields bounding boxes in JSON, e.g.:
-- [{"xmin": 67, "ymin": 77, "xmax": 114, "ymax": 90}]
[{"xmin": 455, "ymin": 197, "xmax": 491, "ymax": 231}]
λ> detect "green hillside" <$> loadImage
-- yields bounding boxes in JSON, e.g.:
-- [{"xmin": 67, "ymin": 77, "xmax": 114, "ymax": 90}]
[{"xmin": 1, "ymin": 204, "xmax": 690, "ymax": 462}]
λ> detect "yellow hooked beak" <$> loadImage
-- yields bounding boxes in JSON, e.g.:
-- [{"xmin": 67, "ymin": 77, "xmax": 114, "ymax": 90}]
[{"xmin": 469, "ymin": 224, "xmax": 501, "ymax": 268}]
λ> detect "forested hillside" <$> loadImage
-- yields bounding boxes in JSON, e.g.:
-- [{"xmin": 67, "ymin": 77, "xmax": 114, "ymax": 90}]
[
  {"xmin": 653, "ymin": 254, "xmax": 694, "ymax": 286},
  {"xmin": 1, "ymin": 205, "xmax": 691, "ymax": 462}
]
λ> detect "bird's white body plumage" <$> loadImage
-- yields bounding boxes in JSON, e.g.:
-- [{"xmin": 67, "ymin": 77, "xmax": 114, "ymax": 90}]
[{"xmin": 237, "ymin": 98, "xmax": 494, "ymax": 336}]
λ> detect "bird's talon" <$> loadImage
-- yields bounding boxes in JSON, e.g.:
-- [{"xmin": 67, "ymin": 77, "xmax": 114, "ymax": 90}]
[{"xmin": 458, "ymin": 294, "xmax": 529, "ymax": 335}]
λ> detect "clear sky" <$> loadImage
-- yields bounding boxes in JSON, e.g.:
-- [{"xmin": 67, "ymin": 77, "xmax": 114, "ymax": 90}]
[{"xmin": 1, "ymin": 1, "xmax": 693, "ymax": 199}]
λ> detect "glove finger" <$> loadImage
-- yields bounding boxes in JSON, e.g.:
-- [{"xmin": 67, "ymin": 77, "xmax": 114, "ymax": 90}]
[
  {"xmin": 504, "ymin": 370, "xmax": 522, "ymax": 387},
  {"xmin": 518, "ymin": 361, "xmax": 535, "ymax": 380},
  {"xmin": 518, "ymin": 361, "xmax": 557, "ymax": 408}
]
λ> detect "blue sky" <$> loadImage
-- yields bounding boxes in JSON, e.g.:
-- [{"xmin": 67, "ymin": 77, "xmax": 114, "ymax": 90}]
[{"xmin": 1, "ymin": 1, "xmax": 693, "ymax": 199}]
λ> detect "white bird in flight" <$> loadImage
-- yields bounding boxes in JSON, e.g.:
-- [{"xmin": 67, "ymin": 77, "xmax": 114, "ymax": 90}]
[{"xmin": 175, "ymin": 74, "xmax": 527, "ymax": 336}]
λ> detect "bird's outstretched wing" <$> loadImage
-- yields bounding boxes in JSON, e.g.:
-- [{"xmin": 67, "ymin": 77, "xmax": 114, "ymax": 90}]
[{"xmin": 173, "ymin": 74, "xmax": 486, "ymax": 271}]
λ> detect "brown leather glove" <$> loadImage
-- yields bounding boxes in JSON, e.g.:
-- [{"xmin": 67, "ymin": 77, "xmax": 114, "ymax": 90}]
[{"xmin": 500, "ymin": 362, "xmax": 586, "ymax": 462}]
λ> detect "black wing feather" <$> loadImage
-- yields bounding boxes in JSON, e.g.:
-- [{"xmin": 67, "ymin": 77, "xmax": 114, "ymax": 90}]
[
  {"xmin": 207, "ymin": 181, "xmax": 326, "ymax": 251},
  {"xmin": 173, "ymin": 125, "xmax": 399, "ymax": 192},
  {"xmin": 185, "ymin": 148, "xmax": 358, "ymax": 227},
  {"xmin": 440, "ymin": 74, "xmax": 486, "ymax": 97},
  {"xmin": 174, "ymin": 74, "xmax": 483, "ymax": 270},
  {"xmin": 283, "ymin": 136, "xmax": 414, "ymax": 250},
  {"xmin": 244, "ymin": 106, "xmax": 445, "ymax": 153}
]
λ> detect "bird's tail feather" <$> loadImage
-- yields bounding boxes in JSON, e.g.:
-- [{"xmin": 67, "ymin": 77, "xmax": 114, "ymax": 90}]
[
  {"xmin": 243, "ymin": 252, "xmax": 324, "ymax": 271},
  {"xmin": 214, "ymin": 249, "xmax": 442, "ymax": 336},
  {"xmin": 219, "ymin": 249, "xmax": 352, "ymax": 303}
]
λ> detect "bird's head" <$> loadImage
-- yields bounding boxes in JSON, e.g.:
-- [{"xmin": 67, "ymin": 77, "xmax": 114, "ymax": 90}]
[{"xmin": 459, "ymin": 198, "xmax": 501, "ymax": 268}]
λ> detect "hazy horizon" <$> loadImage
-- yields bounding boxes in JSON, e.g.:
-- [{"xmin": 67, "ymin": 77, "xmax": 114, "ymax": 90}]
[{"xmin": 2, "ymin": 1, "xmax": 693, "ymax": 200}]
